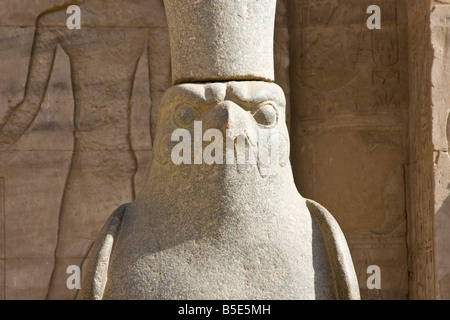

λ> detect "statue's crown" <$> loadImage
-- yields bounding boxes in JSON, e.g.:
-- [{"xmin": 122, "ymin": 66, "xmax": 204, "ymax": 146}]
[{"xmin": 164, "ymin": 0, "xmax": 277, "ymax": 85}]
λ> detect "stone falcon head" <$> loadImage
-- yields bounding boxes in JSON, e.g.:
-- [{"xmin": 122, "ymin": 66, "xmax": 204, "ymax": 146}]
[{"xmin": 150, "ymin": 81, "xmax": 291, "ymax": 180}]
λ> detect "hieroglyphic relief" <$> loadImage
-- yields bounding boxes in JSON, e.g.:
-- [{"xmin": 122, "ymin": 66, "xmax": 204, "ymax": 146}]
[
  {"xmin": 293, "ymin": 0, "xmax": 407, "ymax": 119},
  {"xmin": 365, "ymin": 1, "xmax": 407, "ymax": 238},
  {"xmin": 288, "ymin": 0, "xmax": 409, "ymax": 299},
  {"xmin": 371, "ymin": 1, "xmax": 402, "ymax": 115},
  {"xmin": 293, "ymin": 0, "xmax": 374, "ymax": 125}
]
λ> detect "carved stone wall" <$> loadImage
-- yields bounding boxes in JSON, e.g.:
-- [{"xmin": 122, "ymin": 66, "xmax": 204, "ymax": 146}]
[
  {"xmin": 0, "ymin": 0, "xmax": 448, "ymax": 300},
  {"xmin": 287, "ymin": 0, "xmax": 450, "ymax": 300},
  {"xmin": 288, "ymin": 0, "xmax": 410, "ymax": 300}
]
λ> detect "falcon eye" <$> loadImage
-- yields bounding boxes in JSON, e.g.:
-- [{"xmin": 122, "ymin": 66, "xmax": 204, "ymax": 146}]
[
  {"xmin": 253, "ymin": 103, "xmax": 277, "ymax": 127},
  {"xmin": 173, "ymin": 104, "xmax": 196, "ymax": 128}
]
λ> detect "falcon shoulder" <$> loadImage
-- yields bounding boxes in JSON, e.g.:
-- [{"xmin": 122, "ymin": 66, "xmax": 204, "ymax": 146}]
[
  {"xmin": 305, "ymin": 198, "xmax": 360, "ymax": 300},
  {"xmin": 80, "ymin": 203, "xmax": 128, "ymax": 300}
]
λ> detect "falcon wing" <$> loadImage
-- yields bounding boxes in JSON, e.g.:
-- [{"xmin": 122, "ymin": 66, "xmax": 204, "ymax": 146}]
[
  {"xmin": 306, "ymin": 199, "xmax": 360, "ymax": 300},
  {"xmin": 80, "ymin": 203, "xmax": 128, "ymax": 300}
]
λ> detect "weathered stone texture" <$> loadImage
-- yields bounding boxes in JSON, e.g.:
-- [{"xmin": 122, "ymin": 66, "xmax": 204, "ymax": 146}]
[
  {"xmin": 288, "ymin": 0, "xmax": 409, "ymax": 300},
  {"xmin": 164, "ymin": 0, "xmax": 277, "ymax": 84},
  {"xmin": 406, "ymin": 0, "xmax": 436, "ymax": 300},
  {"xmin": 81, "ymin": 81, "xmax": 359, "ymax": 300},
  {"xmin": 431, "ymin": 2, "xmax": 450, "ymax": 300}
]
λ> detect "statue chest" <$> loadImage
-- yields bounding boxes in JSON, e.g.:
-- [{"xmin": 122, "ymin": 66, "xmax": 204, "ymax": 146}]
[{"xmin": 101, "ymin": 211, "xmax": 336, "ymax": 300}]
